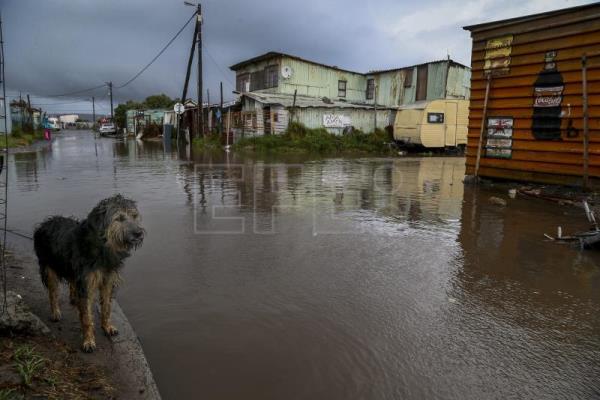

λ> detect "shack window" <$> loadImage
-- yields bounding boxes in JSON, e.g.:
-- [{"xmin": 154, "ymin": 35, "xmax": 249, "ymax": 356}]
[
  {"xmin": 427, "ymin": 112, "xmax": 444, "ymax": 124},
  {"xmin": 366, "ymin": 79, "xmax": 375, "ymax": 100},
  {"xmin": 236, "ymin": 73, "xmax": 250, "ymax": 92},
  {"xmin": 404, "ymin": 69, "xmax": 413, "ymax": 87},
  {"xmin": 265, "ymin": 65, "xmax": 279, "ymax": 89},
  {"xmin": 338, "ymin": 80, "xmax": 347, "ymax": 98},
  {"xmin": 250, "ymin": 71, "xmax": 265, "ymax": 91},
  {"xmin": 415, "ymin": 65, "xmax": 428, "ymax": 101},
  {"xmin": 273, "ymin": 112, "xmax": 279, "ymax": 123}
]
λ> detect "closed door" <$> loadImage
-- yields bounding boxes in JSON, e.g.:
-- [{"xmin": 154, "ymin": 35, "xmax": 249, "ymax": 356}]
[
  {"xmin": 445, "ymin": 102, "xmax": 458, "ymax": 146},
  {"xmin": 263, "ymin": 106, "xmax": 272, "ymax": 135}
]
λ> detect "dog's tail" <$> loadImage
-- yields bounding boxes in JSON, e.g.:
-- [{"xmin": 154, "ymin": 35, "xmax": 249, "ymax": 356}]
[{"xmin": 33, "ymin": 225, "xmax": 49, "ymax": 288}]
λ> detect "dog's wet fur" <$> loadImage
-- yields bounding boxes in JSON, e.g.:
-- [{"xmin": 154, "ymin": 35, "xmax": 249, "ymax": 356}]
[{"xmin": 33, "ymin": 194, "xmax": 145, "ymax": 352}]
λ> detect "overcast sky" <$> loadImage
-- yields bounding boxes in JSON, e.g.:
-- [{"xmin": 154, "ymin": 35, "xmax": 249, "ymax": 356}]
[{"xmin": 1, "ymin": 0, "xmax": 593, "ymax": 115}]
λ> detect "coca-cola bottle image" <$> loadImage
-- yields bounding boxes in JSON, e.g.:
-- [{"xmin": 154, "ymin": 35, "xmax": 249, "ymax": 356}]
[{"xmin": 532, "ymin": 51, "xmax": 564, "ymax": 140}]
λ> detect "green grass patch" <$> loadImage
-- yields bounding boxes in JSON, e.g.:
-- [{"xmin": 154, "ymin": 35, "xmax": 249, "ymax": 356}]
[
  {"xmin": 3, "ymin": 126, "xmax": 45, "ymax": 148},
  {"xmin": 234, "ymin": 122, "xmax": 395, "ymax": 155},
  {"xmin": 192, "ymin": 133, "xmax": 222, "ymax": 150}
]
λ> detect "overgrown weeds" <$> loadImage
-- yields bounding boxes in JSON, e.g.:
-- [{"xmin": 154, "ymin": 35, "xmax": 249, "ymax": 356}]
[{"xmin": 234, "ymin": 122, "xmax": 395, "ymax": 155}]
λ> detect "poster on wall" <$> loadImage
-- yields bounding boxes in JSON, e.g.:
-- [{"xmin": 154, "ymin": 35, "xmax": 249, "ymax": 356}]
[
  {"xmin": 484, "ymin": 35, "xmax": 513, "ymax": 77},
  {"xmin": 485, "ymin": 117, "xmax": 513, "ymax": 159},
  {"xmin": 323, "ymin": 114, "xmax": 351, "ymax": 128},
  {"xmin": 532, "ymin": 50, "xmax": 564, "ymax": 141}
]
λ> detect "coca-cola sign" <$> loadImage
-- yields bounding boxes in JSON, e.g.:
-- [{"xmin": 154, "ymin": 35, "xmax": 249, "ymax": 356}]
[{"xmin": 533, "ymin": 86, "xmax": 564, "ymax": 108}]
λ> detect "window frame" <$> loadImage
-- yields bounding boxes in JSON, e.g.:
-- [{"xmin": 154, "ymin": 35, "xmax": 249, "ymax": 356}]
[
  {"xmin": 427, "ymin": 112, "xmax": 444, "ymax": 124},
  {"xmin": 338, "ymin": 80, "xmax": 347, "ymax": 98},
  {"xmin": 264, "ymin": 64, "xmax": 279, "ymax": 89},
  {"xmin": 366, "ymin": 79, "xmax": 375, "ymax": 100},
  {"xmin": 236, "ymin": 73, "xmax": 250, "ymax": 92}
]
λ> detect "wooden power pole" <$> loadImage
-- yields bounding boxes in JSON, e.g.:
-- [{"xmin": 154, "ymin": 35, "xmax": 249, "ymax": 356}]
[
  {"xmin": 196, "ymin": 4, "xmax": 203, "ymax": 138},
  {"xmin": 219, "ymin": 81, "xmax": 223, "ymax": 134},
  {"xmin": 92, "ymin": 97, "xmax": 96, "ymax": 127}
]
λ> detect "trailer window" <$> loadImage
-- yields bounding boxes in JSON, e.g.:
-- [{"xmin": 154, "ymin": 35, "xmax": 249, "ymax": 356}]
[{"xmin": 427, "ymin": 112, "xmax": 444, "ymax": 123}]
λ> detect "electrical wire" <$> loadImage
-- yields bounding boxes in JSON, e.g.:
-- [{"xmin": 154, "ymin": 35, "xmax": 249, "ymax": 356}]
[
  {"xmin": 204, "ymin": 44, "xmax": 236, "ymax": 89},
  {"xmin": 115, "ymin": 12, "xmax": 196, "ymax": 89},
  {"xmin": 0, "ymin": 13, "xmax": 9, "ymax": 317},
  {"xmin": 36, "ymin": 84, "xmax": 107, "ymax": 98}
]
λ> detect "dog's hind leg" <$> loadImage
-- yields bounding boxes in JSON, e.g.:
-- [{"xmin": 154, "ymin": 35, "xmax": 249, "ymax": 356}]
[
  {"xmin": 69, "ymin": 282, "xmax": 77, "ymax": 305},
  {"xmin": 47, "ymin": 268, "xmax": 62, "ymax": 322},
  {"xmin": 100, "ymin": 271, "xmax": 119, "ymax": 336},
  {"xmin": 77, "ymin": 271, "xmax": 101, "ymax": 353}
]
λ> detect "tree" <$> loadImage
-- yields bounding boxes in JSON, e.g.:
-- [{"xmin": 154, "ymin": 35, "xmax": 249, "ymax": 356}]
[
  {"xmin": 114, "ymin": 94, "xmax": 178, "ymax": 128},
  {"xmin": 143, "ymin": 94, "xmax": 175, "ymax": 109},
  {"xmin": 114, "ymin": 100, "xmax": 142, "ymax": 128}
]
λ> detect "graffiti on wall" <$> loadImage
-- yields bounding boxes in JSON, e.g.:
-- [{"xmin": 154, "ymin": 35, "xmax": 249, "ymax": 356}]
[
  {"xmin": 532, "ymin": 51, "xmax": 564, "ymax": 140},
  {"xmin": 323, "ymin": 114, "xmax": 351, "ymax": 128}
]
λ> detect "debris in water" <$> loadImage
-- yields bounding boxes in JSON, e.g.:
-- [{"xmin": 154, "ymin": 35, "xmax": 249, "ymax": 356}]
[
  {"xmin": 489, "ymin": 196, "xmax": 507, "ymax": 206},
  {"xmin": 508, "ymin": 189, "xmax": 517, "ymax": 199}
]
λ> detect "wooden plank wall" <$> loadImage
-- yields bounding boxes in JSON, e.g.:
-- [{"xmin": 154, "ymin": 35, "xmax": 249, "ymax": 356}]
[{"xmin": 466, "ymin": 7, "xmax": 600, "ymax": 185}]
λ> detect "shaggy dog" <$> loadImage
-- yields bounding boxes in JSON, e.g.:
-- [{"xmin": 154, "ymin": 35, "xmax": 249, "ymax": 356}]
[{"xmin": 33, "ymin": 194, "xmax": 145, "ymax": 352}]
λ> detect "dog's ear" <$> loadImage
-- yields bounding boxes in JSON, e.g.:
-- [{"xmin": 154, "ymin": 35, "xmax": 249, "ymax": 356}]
[{"xmin": 86, "ymin": 201, "xmax": 110, "ymax": 232}]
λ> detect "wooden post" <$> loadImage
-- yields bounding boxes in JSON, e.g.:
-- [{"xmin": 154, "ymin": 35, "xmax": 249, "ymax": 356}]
[
  {"xmin": 373, "ymin": 85, "xmax": 377, "ymax": 133},
  {"xmin": 289, "ymin": 89, "xmax": 297, "ymax": 128},
  {"xmin": 219, "ymin": 81, "xmax": 224, "ymax": 135},
  {"xmin": 474, "ymin": 74, "xmax": 492, "ymax": 179},
  {"xmin": 583, "ymin": 55, "xmax": 590, "ymax": 190},
  {"xmin": 196, "ymin": 4, "xmax": 203, "ymax": 138},
  {"xmin": 226, "ymin": 108, "xmax": 231, "ymax": 147}
]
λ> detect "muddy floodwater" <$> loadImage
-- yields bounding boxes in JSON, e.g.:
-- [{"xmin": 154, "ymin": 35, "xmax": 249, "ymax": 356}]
[{"xmin": 7, "ymin": 131, "xmax": 600, "ymax": 399}]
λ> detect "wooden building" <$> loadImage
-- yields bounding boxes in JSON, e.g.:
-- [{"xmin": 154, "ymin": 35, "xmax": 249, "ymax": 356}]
[{"xmin": 464, "ymin": 3, "xmax": 600, "ymax": 186}]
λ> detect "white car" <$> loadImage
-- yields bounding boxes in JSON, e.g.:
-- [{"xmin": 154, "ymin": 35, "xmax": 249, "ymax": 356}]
[{"xmin": 99, "ymin": 123, "xmax": 117, "ymax": 136}]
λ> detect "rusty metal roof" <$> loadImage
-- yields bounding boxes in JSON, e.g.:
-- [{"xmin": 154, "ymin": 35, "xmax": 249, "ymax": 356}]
[
  {"xmin": 463, "ymin": 2, "xmax": 600, "ymax": 32},
  {"xmin": 229, "ymin": 52, "xmax": 362, "ymax": 74},
  {"xmin": 368, "ymin": 59, "xmax": 470, "ymax": 75},
  {"xmin": 240, "ymin": 92, "xmax": 393, "ymax": 110},
  {"xmin": 230, "ymin": 52, "xmax": 470, "ymax": 76}
]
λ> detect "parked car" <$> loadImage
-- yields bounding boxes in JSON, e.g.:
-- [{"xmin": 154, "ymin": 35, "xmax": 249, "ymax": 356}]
[{"xmin": 98, "ymin": 123, "xmax": 117, "ymax": 136}]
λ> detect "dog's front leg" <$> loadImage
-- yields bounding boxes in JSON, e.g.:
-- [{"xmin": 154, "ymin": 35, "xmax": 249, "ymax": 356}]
[
  {"xmin": 77, "ymin": 272, "xmax": 100, "ymax": 352},
  {"xmin": 78, "ymin": 295, "xmax": 96, "ymax": 352},
  {"xmin": 100, "ymin": 271, "xmax": 119, "ymax": 336}
]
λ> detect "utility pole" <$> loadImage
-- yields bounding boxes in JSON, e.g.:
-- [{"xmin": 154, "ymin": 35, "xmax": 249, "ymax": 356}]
[
  {"xmin": 219, "ymin": 81, "xmax": 223, "ymax": 134},
  {"xmin": 92, "ymin": 97, "xmax": 96, "ymax": 128},
  {"xmin": 196, "ymin": 4, "xmax": 203, "ymax": 138},
  {"xmin": 207, "ymin": 88, "xmax": 210, "ymax": 132},
  {"xmin": 107, "ymin": 81, "xmax": 114, "ymax": 122}
]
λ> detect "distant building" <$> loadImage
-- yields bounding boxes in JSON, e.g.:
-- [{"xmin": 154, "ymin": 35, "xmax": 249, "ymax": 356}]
[{"xmin": 229, "ymin": 52, "xmax": 470, "ymax": 136}]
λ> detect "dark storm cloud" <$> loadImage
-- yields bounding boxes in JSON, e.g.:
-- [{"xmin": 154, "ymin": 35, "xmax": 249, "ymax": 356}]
[{"xmin": 1, "ymin": 0, "xmax": 592, "ymax": 113}]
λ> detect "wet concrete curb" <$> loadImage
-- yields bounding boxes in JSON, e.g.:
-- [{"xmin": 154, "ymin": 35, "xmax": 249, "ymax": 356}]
[{"xmin": 5, "ymin": 250, "xmax": 161, "ymax": 399}]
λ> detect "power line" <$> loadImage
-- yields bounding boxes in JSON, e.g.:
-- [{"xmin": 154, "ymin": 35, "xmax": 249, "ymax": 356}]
[
  {"xmin": 115, "ymin": 12, "xmax": 196, "ymax": 89},
  {"xmin": 204, "ymin": 44, "xmax": 235, "ymax": 89},
  {"xmin": 37, "ymin": 84, "xmax": 107, "ymax": 98}
]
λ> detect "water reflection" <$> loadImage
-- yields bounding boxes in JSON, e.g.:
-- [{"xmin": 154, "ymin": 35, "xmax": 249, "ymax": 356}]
[{"xmin": 7, "ymin": 131, "xmax": 600, "ymax": 400}]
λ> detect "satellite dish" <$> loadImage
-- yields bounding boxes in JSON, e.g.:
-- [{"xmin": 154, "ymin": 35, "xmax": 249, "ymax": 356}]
[{"xmin": 281, "ymin": 65, "xmax": 293, "ymax": 79}]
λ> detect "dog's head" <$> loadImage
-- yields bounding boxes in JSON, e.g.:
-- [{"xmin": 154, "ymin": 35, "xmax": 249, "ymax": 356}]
[{"xmin": 87, "ymin": 194, "xmax": 145, "ymax": 253}]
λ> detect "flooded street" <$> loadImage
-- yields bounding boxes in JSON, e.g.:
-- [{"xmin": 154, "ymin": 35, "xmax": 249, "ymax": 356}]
[{"xmin": 7, "ymin": 131, "xmax": 600, "ymax": 399}]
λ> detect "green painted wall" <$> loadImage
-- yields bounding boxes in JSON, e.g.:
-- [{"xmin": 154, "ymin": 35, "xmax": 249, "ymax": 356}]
[{"xmin": 234, "ymin": 56, "xmax": 470, "ymax": 107}]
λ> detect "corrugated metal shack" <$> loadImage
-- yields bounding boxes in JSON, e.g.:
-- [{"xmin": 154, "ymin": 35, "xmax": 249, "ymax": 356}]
[
  {"xmin": 239, "ymin": 92, "xmax": 392, "ymax": 136},
  {"xmin": 464, "ymin": 3, "xmax": 600, "ymax": 186},
  {"xmin": 126, "ymin": 109, "xmax": 168, "ymax": 135},
  {"xmin": 229, "ymin": 52, "xmax": 470, "ymax": 138}
]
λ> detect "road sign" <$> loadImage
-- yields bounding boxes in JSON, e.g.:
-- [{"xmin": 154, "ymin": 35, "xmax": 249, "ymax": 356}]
[{"xmin": 174, "ymin": 103, "xmax": 185, "ymax": 115}]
